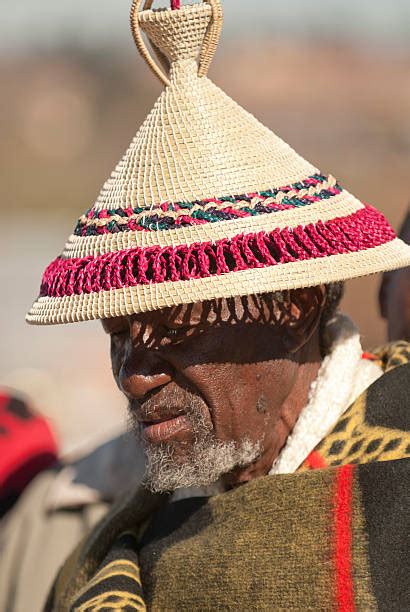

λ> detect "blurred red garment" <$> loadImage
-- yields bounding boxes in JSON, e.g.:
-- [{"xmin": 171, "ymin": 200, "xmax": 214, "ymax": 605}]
[{"xmin": 0, "ymin": 391, "xmax": 58, "ymax": 515}]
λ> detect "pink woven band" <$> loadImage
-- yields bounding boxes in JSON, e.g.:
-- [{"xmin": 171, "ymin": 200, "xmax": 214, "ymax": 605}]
[{"xmin": 40, "ymin": 205, "xmax": 395, "ymax": 299}]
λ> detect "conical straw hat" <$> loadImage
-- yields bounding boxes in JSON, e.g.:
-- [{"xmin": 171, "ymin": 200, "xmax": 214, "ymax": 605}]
[{"xmin": 27, "ymin": 0, "xmax": 410, "ymax": 325}]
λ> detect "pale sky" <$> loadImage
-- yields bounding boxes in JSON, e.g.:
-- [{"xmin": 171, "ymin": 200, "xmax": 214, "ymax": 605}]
[{"xmin": 2, "ymin": 0, "xmax": 410, "ymax": 53}]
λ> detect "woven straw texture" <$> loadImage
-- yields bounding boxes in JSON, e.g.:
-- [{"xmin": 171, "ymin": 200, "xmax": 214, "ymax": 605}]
[{"xmin": 27, "ymin": 0, "xmax": 410, "ymax": 325}]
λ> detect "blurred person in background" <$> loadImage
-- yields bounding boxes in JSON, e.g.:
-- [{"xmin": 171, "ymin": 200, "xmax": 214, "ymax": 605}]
[
  {"xmin": 0, "ymin": 427, "xmax": 144, "ymax": 611},
  {"xmin": 379, "ymin": 209, "xmax": 410, "ymax": 342},
  {"xmin": 0, "ymin": 390, "xmax": 58, "ymax": 518}
]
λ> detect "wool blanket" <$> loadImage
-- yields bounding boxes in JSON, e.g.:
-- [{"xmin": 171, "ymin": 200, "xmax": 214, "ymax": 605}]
[{"xmin": 46, "ymin": 343, "xmax": 410, "ymax": 611}]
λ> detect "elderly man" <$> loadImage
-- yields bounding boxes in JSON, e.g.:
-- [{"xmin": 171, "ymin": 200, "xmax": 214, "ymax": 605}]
[{"xmin": 27, "ymin": 1, "xmax": 410, "ymax": 610}]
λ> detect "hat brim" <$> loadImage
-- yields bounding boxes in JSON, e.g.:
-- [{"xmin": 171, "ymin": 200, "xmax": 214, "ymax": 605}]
[{"xmin": 26, "ymin": 238, "xmax": 410, "ymax": 325}]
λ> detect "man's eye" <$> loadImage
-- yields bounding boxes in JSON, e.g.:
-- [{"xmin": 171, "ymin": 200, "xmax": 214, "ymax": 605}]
[
  {"xmin": 164, "ymin": 325, "xmax": 195, "ymax": 340},
  {"xmin": 165, "ymin": 327, "xmax": 181, "ymax": 338}
]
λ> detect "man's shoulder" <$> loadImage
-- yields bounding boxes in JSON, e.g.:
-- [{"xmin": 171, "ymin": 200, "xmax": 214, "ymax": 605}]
[
  {"xmin": 364, "ymin": 355, "xmax": 410, "ymax": 432},
  {"xmin": 374, "ymin": 340, "xmax": 410, "ymax": 374},
  {"xmin": 316, "ymin": 351, "xmax": 410, "ymax": 467}
]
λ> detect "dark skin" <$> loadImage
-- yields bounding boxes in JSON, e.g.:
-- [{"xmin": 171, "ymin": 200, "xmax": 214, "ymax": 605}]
[{"xmin": 102, "ymin": 287, "xmax": 326, "ymax": 488}]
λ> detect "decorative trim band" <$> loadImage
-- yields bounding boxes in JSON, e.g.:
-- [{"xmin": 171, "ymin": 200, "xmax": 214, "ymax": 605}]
[
  {"xmin": 41, "ymin": 205, "xmax": 395, "ymax": 299},
  {"xmin": 28, "ymin": 240, "xmax": 410, "ymax": 325},
  {"xmin": 75, "ymin": 174, "xmax": 340, "ymax": 236},
  {"xmin": 63, "ymin": 192, "xmax": 362, "ymax": 258}
]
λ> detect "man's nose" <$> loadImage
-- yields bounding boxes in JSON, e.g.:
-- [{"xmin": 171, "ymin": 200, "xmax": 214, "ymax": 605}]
[{"xmin": 118, "ymin": 350, "xmax": 173, "ymax": 400}]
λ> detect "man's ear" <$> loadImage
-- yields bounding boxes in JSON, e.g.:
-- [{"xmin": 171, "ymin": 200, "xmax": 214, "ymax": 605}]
[{"xmin": 282, "ymin": 286, "xmax": 327, "ymax": 353}]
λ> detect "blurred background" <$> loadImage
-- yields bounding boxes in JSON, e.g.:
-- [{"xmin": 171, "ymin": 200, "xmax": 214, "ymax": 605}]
[{"xmin": 1, "ymin": 0, "xmax": 410, "ymax": 454}]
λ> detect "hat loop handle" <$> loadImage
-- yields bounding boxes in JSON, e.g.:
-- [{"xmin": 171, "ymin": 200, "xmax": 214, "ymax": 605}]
[
  {"xmin": 130, "ymin": 0, "xmax": 223, "ymax": 87},
  {"xmin": 198, "ymin": 0, "xmax": 223, "ymax": 78}
]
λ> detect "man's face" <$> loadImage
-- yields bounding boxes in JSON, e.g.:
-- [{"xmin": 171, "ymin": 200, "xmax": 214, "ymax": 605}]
[{"xmin": 102, "ymin": 293, "xmax": 320, "ymax": 492}]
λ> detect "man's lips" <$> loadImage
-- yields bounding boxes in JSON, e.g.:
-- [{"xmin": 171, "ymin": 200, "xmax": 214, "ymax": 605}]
[
  {"xmin": 133, "ymin": 403, "xmax": 192, "ymax": 443},
  {"xmin": 141, "ymin": 414, "xmax": 191, "ymax": 444}
]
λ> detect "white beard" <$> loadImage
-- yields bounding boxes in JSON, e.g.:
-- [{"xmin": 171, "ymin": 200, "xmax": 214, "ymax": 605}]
[
  {"xmin": 143, "ymin": 436, "xmax": 261, "ymax": 493},
  {"xmin": 128, "ymin": 386, "xmax": 261, "ymax": 494}
]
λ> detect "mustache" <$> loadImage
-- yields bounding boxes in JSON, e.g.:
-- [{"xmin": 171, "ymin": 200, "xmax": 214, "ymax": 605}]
[{"xmin": 129, "ymin": 385, "xmax": 203, "ymax": 415}]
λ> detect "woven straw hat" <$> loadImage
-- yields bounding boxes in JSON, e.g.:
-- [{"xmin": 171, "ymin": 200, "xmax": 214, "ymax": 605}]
[{"xmin": 27, "ymin": 0, "xmax": 410, "ymax": 325}]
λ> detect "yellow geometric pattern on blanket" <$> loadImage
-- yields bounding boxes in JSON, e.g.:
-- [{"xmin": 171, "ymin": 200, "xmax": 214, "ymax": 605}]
[
  {"xmin": 317, "ymin": 394, "xmax": 410, "ymax": 467},
  {"xmin": 75, "ymin": 591, "xmax": 145, "ymax": 611},
  {"xmin": 374, "ymin": 340, "xmax": 410, "ymax": 373},
  {"xmin": 73, "ymin": 559, "xmax": 146, "ymax": 611}
]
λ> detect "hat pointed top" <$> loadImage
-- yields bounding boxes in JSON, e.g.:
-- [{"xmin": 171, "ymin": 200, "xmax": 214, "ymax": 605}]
[{"xmin": 131, "ymin": 0, "xmax": 224, "ymax": 86}]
